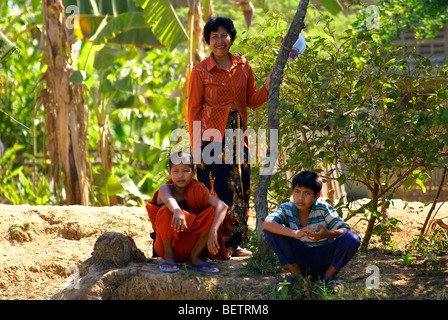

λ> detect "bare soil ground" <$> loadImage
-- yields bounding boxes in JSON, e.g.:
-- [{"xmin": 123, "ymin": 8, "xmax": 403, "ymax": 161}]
[{"xmin": 0, "ymin": 199, "xmax": 447, "ymax": 300}]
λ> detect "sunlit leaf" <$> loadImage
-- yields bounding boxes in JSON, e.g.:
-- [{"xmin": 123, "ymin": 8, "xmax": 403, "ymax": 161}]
[
  {"xmin": 134, "ymin": 0, "xmax": 189, "ymax": 51},
  {"xmin": 318, "ymin": 0, "xmax": 342, "ymax": 16},
  {"xmin": 93, "ymin": 46, "xmax": 118, "ymax": 70},
  {"xmin": 62, "ymin": 0, "xmax": 162, "ymax": 48}
]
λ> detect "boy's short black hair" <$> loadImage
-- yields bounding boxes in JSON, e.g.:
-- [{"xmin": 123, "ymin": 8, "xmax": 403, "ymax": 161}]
[
  {"xmin": 203, "ymin": 17, "xmax": 237, "ymax": 45},
  {"xmin": 169, "ymin": 151, "xmax": 195, "ymax": 170},
  {"xmin": 292, "ymin": 171, "xmax": 322, "ymax": 195}
]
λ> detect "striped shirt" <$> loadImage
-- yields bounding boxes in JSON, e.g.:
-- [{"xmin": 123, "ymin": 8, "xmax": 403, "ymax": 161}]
[{"xmin": 265, "ymin": 199, "xmax": 349, "ymax": 247}]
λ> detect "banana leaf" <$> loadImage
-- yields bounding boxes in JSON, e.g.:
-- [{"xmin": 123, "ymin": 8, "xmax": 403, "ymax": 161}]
[
  {"xmin": 89, "ymin": 11, "xmax": 161, "ymax": 48},
  {"xmin": 60, "ymin": 0, "xmax": 162, "ymax": 48},
  {"xmin": 60, "ymin": 0, "xmax": 187, "ymax": 50},
  {"xmin": 63, "ymin": 0, "xmax": 141, "ymax": 16},
  {"xmin": 318, "ymin": 0, "xmax": 342, "ymax": 16},
  {"xmin": 134, "ymin": 0, "xmax": 189, "ymax": 51}
]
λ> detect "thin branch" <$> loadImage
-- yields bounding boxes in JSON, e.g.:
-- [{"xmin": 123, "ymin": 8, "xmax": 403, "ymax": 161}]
[
  {"xmin": 421, "ymin": 166, "xmax": 448, "ymax": 235},
  {"xmin": 345, "ymin": 164, "xmax": 423, "ymax": 221}
]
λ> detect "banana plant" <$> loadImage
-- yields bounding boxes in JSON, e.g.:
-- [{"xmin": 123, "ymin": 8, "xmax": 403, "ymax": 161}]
[
  {"xmin": 61, "ymin": 0, "xmax": 187, "ymax": 50},
  {"xmin": 38, "ymin": 0, "xmax": 90, "ymax": 206},
  {"xmin": 133, "ymin": 0, "xmax": 189, "ymax": 51},
  {"xmin": 317, "ymin": 0, "xmax": 342, "ymax": 16}
]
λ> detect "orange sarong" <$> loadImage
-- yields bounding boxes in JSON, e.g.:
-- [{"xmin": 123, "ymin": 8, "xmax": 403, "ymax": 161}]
[
  {"xmin": 154, "ymin": 206, "xmax": 215, "ymax": 262},
  {"xmin": 145, "ymin": 179, "xmax": 231, "ymax": 261}
]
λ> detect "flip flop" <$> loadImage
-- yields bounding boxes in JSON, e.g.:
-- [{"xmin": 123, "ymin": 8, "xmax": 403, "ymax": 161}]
[
  {"xmin": 159, "ymin": 262, "xmax": 180, "ymax": 273},
  {"xmin": 324, "ymin": 276, "xmax": 343, "ymax": 292},
  {"xmin": 187, "ymin": 262, "xmax": 219, "ymax": 274}
]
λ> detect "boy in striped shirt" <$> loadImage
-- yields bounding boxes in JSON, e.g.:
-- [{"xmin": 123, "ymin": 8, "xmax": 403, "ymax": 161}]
[{"xmin": 263, "ymin": 171, "xmax": 360, "ymax": 288}]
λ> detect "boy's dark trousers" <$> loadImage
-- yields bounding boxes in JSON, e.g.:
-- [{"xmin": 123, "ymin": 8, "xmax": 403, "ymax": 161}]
[{"xmin": 264, "ymin": 229, "xmax": 361, "ymax": 279}]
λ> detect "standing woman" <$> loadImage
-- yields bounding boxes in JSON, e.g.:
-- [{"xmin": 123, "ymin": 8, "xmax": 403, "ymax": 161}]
[{"xmin": 188, "ymin": 17, "xmax": 272, "ymax": 258}]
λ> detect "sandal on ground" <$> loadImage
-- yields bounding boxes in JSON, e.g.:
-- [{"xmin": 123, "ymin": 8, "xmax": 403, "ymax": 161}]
[
  {"xmin": 159, "ymin": 262, "xmax": 180, "ymax": 273},
  {"xmin": 324, "ymin": 276, "xmax": 343, "ymax": 292},
  {"xmin": 187, "ymin": 262, "xmax": 219, "ymax": 274}
]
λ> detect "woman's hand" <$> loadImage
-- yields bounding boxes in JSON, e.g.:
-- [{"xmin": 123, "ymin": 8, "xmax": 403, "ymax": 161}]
[
  {"xmin": 264, "ymin": 68, "xmax": 273, "ymax": 92},
  {"xmin": 264, "ymin": 68, "xmax": 283, "ymax": 93}
]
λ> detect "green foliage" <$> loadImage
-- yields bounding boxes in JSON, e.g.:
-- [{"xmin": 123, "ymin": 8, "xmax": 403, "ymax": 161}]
[
  {"xmin": 399, "ymin": 252, "xmax": 415, "ymax": 265},
  {"xmin": 89, "ymin": 12, "xmax": 162, "ymax": 48},
  {"xmin": 400, "ymin": 227, "xmax": 447, "ymax": 271},
  {"xmin": 405, "ymin": 228, "xmax": 448, "ymax": 257},
  {"xmin": 266, "ymin": 272, "xmax": 380, "ymax": 300},
  {"xmin": 1, "ymin": 1, "xmax": 185, "ymax": 206},
  {"xmin": 237, "ymin": 11, "xmax": 448, "ymax": 249},
  {"xmin": 243, "ymin": 228, "xmax": 281, "ymax": 276},
  {"xmin": 60, "ymin": 0, "xmax": 163, "ymax": 48},
  {"xmin": 3, "ymin": 0, "xmax": 448, "ymax": 219},
  {"xmin": 0, "ymin": 144, "xmax": 55, "ymax": 205},
  {"xmin": 134, "ymin": 0, "xmax": 188, "ymax": 51},
  {"xmin": 280, "ymin": 26, "xmax": 448, "ymax": 189},
  {"xmin": 0, "ymin": 4, "xmax": 55, "ymax": 205},
  {"xmin": 0, "ymin": 14, "xmax": 44, "ymax": 155},
  {"xmin": 352, "ymin": 0, "xmax": 448, "ymax": 42},
  {"xmin": 79, "ymin": 42, "xmax": 184, "ymax": 205},
  {"xmin": 373, "ymin": 213, "xmax": 401, "ymax": 247},
  {"xmin": 316, "ymin": 0, "xmax": 342, "ymax": 16}
]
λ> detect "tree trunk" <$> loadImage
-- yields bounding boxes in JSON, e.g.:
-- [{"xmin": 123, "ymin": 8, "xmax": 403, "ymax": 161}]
[
  {"xmin": 254, "ymin": 0, "xmax": 310, "ymax": 260},
  {"xmin": 421, "ymin": 166, "xmax": 447, "ymax": 235},
  {"xmin": 40, "ymin": 0, "xmax": 89, "ymax": 205},
  {"xmin": 360, "ymin": 180, "xmax": 380, "ymax": 251}
]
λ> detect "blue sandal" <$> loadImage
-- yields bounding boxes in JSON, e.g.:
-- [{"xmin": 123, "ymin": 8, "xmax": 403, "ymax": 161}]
[
  {"xmin": 159, "ymin": 262, "xmax": 180, "ymax": 273},
  {"xmin": 187, "ymin": 262, "xmax": 219, "ymax": 274}
]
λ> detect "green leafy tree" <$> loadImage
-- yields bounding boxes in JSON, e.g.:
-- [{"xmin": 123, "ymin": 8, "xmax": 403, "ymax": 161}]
[
  {"xmin": 238, "ymin": 7, "xmax": 448, "ymax": 251},
  {"xmin": 353, "ymin": 0, "xmax": 448, "ymax": 42}
]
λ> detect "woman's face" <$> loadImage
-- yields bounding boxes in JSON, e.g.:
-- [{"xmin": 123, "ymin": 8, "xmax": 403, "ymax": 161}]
[{"xmin": 209, "ymin": 26, "xmax": 232, "ymax": 59}]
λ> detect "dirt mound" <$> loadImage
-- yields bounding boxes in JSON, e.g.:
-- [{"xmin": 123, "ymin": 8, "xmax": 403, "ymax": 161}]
[
  {"xmin": 0, "ymin": 204, "xmax": 151, "ymax": 299},
  {"xmin": 52, "ymin": 231, "xmax": 214, "ymax": 300}
]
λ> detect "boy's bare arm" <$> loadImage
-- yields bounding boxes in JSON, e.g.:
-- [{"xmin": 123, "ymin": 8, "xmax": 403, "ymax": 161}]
[
  {"xmin": 157, "ymin": 184, "xmax": 186, "ymax": 232},
  {"xmin": 208, "ymin": 195, "xmax": 228, "ymax": 230},
  {"xmin": 157, "ymin": 185, "xmax": 180, "ymax": 210},
  {"xmin": 207, "ymin": 195, "xmax": 228, "ymax": 254}
]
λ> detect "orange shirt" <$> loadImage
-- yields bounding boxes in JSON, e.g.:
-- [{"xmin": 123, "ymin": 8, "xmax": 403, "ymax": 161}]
[
  {"xmin": 146, "ymin": 178, "xmax": 210, "ymax": 229},
  {"xmin": 146, "ymin": 178, "xmax": 232, "ymax": 261},
  {"xmin": 188, "ymin": 53, "xmax": 268, "ymax": 150}
]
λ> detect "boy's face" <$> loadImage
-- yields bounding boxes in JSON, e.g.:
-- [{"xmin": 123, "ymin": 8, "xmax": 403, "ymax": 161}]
[
  {"xmin": 168, "ymin": 163, "xmax": 195, "ymax": 189},
  {"xmin": 292, "ymin": 186, "xmax": 320, "ymax": 212}
]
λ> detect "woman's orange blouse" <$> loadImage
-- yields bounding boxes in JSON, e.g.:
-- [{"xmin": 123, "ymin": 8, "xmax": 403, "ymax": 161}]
[{"xmin": 188, "ymin": 53, "xmax": 268, "ymax": 151}]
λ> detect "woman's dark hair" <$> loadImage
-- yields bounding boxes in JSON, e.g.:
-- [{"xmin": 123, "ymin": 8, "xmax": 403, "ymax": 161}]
[
  {"xmin": 292, "ymin": 171, "xmax": 322, "ymax": 195},
  {"xmin": 203, "ymin": 17, "xmax": 237, "ymax": 45}
]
